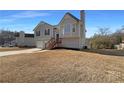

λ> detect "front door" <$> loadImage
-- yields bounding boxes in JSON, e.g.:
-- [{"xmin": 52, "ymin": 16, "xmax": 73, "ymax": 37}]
[
  {"xmin": 56, "ymin": 34, "xmax": 59, "ymax": 39},
  {"xmin": 56, "ymin": 34, "xmax": 59, "ymax": 41}
]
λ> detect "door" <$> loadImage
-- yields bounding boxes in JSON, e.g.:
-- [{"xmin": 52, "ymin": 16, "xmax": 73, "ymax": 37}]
[
  {"xmin": 56, "ymin": 34, "xmax": 59, "ymax": 42},
  {"xmin": 36, "ymin": 41, "xmax": 44, "ymax": 49},
  {"xmin": 56, "ymin": 34, "xmax": 59, "ymax": 39}
]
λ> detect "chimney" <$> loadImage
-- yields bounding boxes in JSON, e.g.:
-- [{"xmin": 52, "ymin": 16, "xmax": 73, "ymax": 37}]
[
  {"xmin": 80, "ymin": 10, "xmax": 86, "ymax": 48},
  {"xmin": 80, "ymin": 10, "xmax": 85, "ymax": 26},
  {"xmin": 80, "ymin": 10, "xmax": 85, "ymax": 32}
]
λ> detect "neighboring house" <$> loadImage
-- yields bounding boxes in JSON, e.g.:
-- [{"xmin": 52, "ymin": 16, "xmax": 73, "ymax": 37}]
[
  {"xmin": 33, "ymin": 11, "xmax": 86, "ymax": 49},
  {"xmin": 1, "ymin": 40, "xmax": 16, "ymax": 47},
  {"xmin": 115, "ymin": 40, "xmax": 124, "ymax": 50},
  {"xmin": 15, "ymin": 31, "xmax": 35, "ymax": 47}
]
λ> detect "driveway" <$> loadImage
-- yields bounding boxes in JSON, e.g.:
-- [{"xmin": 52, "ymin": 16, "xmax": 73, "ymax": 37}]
[{"xmin": 0, "ymin": 48, "xmax": 47, "ymax": 57}]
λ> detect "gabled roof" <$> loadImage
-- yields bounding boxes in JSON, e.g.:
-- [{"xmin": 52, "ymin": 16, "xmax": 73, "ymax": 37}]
[
  {"xmin": 33, "ymin": 21, "xmax": 53, "ymax": 31},
  {"xmin": 59, "ymin": 12, "xmax": 80, "ymax": 25},
  {"xmin": 66, "ymin": 12, "xmax": 80, "ymax": 21},
  {"xmin": 40, "ymin": 21, "xmax": 53, "ymax": 26},
  {"xmin": 33, "ymin": 12, "xmax": 80, "ymax": 31}
]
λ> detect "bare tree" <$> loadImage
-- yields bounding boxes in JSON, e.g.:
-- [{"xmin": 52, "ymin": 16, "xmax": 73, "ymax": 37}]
[
  {"xmin": 0, "ymin": 29, "xmax": 16, "ymax": 45},
  {"xmin": 97, "ymin": 27, "xmax": 111, "ymax": 36},
  {"xmin": 90, "ymin": 27, "xmax": 113, "ymax": 49}
]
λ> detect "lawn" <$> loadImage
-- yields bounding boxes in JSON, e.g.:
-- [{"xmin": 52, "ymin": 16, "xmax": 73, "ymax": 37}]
[
  {"xmin": 0, "ymin": 47, "xmax": 28, "ymax": 52},
  {"xmin": 0, "ymin": 49, "xmax": 124, "ymax": 83}
]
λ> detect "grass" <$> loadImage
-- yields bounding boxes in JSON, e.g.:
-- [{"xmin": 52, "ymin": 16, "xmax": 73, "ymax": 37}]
[
  {"xmin": 0, "ymin": 49, "xmax": 124, "ymax": 83},
  {"xmin": 0, "ymin": 47, "xmax": 28, "ymax": 52}
]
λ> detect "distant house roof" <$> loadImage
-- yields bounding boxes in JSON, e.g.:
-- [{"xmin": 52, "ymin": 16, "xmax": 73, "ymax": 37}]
[
  {"xmin": 15, "ymin": 32, "xmax": 34, "ymax": 38},
  {"xmin": 15, "ymin": 32, "xmax": 19, "ymax": 37},
  {"xmin": 25, "ymin": 34, "xmax": 34, "ymax": 37}
]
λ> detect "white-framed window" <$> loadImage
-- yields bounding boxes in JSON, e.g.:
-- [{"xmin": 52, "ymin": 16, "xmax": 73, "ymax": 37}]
[
  {"xmin": 64, "ymin": 23, "xmax": 71, "ymax": 33},
  {"xmin": 36, "ymin": 31, "xmax": 40, "ymax": 36},
  {"xmin": 72, "ymin": 24, "xmax": 76, "ymax": 32},
  {"xmin": 62, "ymin": 26, "xmax": 64, "ymax": 35},
  {"xmin": 44, "ymin": 29, "xmax": 50, "ymax": 35}
]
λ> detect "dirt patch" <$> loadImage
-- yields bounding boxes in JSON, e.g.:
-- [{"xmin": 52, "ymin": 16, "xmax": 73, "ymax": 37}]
[{"xmin": 0, "ymin": 49, "xmax": 124, "ymax": 83}]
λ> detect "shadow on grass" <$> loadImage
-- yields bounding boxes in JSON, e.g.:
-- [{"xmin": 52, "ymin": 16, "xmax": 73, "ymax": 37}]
[
  {"xmin": 53, "ymin": 47, "xmax": 124, "ymax": 56},
  {"xmin": 82, "ymin": 49, "xmax": 124, "ymax": 56}
]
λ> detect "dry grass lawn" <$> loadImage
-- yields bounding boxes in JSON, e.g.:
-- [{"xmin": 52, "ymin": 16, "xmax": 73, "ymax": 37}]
[
  {"xmin": 0, "ymin": 47, "xmax": 27, "ymax": 52},
  {"xmin": 0, "ymin": 49, "xmax": 124, "ymax": 83}
]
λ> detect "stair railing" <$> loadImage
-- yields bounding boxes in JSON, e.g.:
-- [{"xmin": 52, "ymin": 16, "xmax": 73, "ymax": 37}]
[{"xmin": 45, "ymin": 38, "xmax": 62, "ymax": 49}]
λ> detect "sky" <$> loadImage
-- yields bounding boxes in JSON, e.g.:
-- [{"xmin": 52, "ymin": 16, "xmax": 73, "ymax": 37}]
[{"xmin": 0, "ymin": 10, "xmax": 124, "ymax": 38}]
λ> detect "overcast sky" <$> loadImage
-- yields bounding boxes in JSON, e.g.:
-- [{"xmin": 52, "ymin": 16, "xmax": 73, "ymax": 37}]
[{"xmin": 0, "ymin": 10, "xmax": 124, "ymax": 37}]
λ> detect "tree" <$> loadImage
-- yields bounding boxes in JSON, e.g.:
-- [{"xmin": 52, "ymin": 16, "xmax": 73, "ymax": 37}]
[
  {"xmin": 90, "ymin": 27, "xmax": 113, "ymax": 49},
  {"xmin": 112, "ymin": 26, "xmax": 124, "ymax": 44},
  {"xmin": 97, "ymin": 27, "xmax": 111, "ymax": 36},
  {"xmin": 89, "ymin": 26, "xmax": 124, "ymax": 49}
]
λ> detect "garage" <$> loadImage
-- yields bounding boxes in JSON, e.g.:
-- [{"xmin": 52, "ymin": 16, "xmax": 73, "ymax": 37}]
[
  {"xmin": 61, "ymin": 38, "xmax": 80, "ymax": 49},
  {"xmin": 36, "ymin": 41, "xmax": 44, "ymax": 49}
]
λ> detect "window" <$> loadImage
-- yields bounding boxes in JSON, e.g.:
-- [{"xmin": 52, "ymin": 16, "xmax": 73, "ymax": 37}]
[
  {"xmin": 64, "ymin": 24, "xmax": 70, "ymax": 33},
  {"xmin": 72, "ymin": 24, "xmax": 76, "ymax": 32},
  {"xmin": 36, "ymin": 31, "xmax": 40, "ymax": 36},
  {"xmin": 61, "ymin": 25, "xmax": 64, "ymax": 35},
  {"xmin": 48, "ymin": 29, "xmax": 50, "ymax": 35},
  {"xmin": 45, "ymin": 29, "xmax": 50, "ymax": 35},
  {"xmin": 45, "ymin": 29, "xmax": 47, "ymax": 35}
]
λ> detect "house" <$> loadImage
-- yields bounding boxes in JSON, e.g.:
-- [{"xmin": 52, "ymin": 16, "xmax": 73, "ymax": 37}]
[
  {"xmin": 15, "ymin": 31, "xmax": 35, "ymax": 47},
  {"xmin": 3, "ymin": 40, "xmax": 16, "ymax": 47},
  {"xmin": 115, "ymin": 40, "xmax": 124, "ymax": 50},
  {"xmin": 33, "ymin": 11, "xmax": 86, "ymax": 49}
]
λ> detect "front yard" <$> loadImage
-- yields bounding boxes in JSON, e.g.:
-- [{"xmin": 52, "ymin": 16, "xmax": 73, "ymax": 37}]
[{"xmin": 0, "ymin": 49, "xmax": 124, "ymax": 83}]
